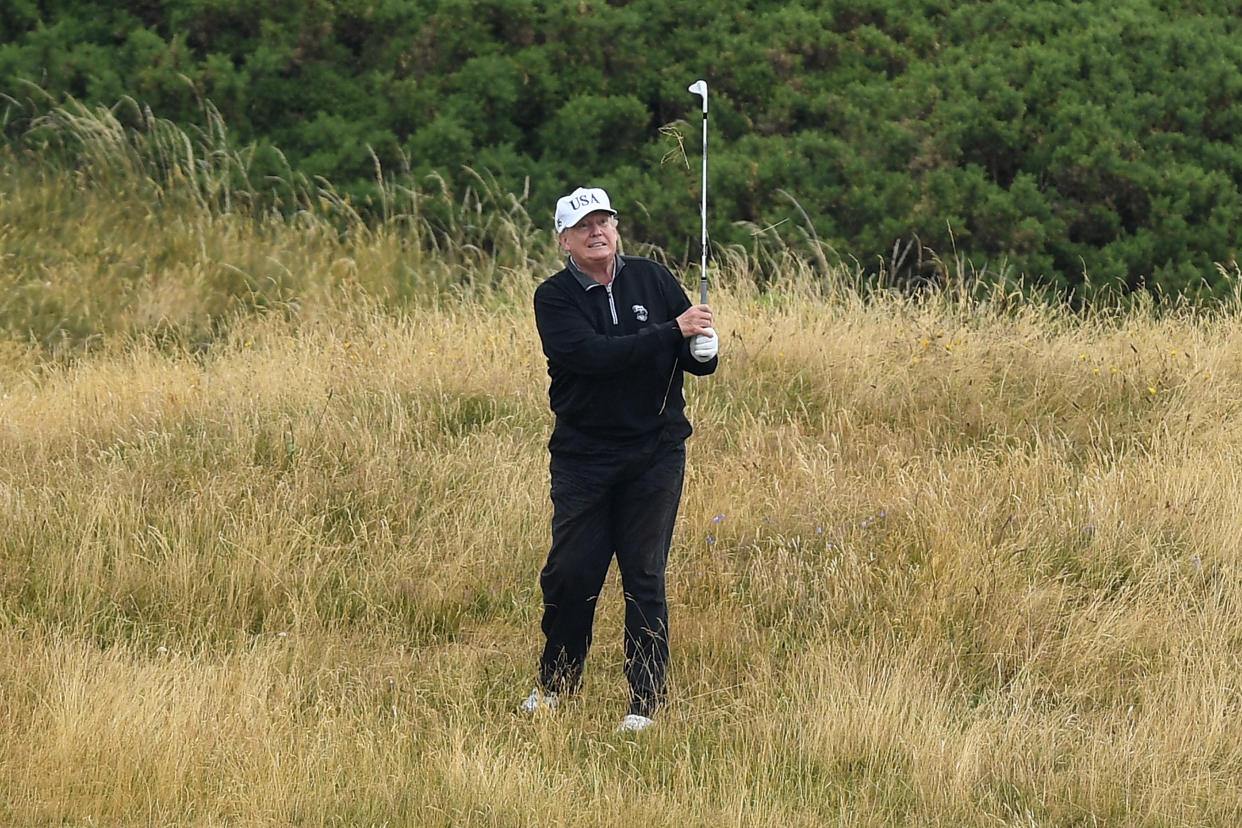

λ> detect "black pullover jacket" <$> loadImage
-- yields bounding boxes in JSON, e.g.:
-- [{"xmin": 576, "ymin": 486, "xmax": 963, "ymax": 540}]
[{"xmin": 534, "ymin": 254, "xmax": 718, "ymax": 456}]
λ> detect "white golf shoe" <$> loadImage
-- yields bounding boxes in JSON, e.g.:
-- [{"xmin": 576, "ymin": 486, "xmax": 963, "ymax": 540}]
[
  {"xmin": 617, "ymin": 713, "xmax": 655, "ymax": 733},
  {"xmin": 520, "ymin": 688, "xmax": 558, "ymax": 714}
]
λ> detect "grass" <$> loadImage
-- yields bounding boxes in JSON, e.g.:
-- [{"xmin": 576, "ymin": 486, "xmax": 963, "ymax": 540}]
[{"xmin": 4, "ymin": 104, "xmax": 1242, "ymax": 825}]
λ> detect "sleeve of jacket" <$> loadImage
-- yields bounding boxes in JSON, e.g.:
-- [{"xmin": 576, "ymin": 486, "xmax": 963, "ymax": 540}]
[{"xmin": 534, "ymin": 278, "xmax": 683, "ymax": 376}]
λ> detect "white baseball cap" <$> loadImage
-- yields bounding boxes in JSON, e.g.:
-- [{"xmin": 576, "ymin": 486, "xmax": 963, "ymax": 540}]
[{"xmin": 554, "ymin": 186, "xmax": 616, "ymax": 233}]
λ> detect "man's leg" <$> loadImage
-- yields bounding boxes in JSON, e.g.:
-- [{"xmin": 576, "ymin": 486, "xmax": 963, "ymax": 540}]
[
  {"xmin": 613, "ymin": 442, "xmax": 685, "ymax": 718},
  {"xmin": 538, "ymin": 453, "xmax": 615, "ymax": 696}
]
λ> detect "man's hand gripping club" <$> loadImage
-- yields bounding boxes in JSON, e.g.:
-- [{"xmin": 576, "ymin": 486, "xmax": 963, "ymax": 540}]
[{"xmin": 677, "ymin": 304, "xmax": 718, "ymax": 362}]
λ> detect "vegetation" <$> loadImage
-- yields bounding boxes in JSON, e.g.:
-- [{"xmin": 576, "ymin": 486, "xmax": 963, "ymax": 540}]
[
  {"xmin": 4, "ymin": 101, "xmax": 1242, "ymax": 825},
  {"xmin": 3, "ymin": 0, "xmax": 1241, "ymax": 294}
]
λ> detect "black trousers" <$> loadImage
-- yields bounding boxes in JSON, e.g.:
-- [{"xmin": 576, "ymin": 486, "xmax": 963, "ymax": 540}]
[{"xmin": 537, "ymin": 438, "xmax": 686, "ymax": 717}]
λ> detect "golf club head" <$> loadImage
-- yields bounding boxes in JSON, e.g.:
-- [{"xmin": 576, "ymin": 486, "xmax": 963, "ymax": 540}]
[{"xmin": 688, "ymin": 80, "xmax": 708, "ymax": 112}]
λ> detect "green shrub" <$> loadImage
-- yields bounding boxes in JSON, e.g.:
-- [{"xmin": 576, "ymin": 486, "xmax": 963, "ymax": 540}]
[{"xmin": 3, "ymin": 0, "xmax": 1240, "ymax": 296}]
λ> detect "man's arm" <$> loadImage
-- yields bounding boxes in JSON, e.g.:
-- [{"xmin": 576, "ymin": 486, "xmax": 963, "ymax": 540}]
[{"xmin": 534, "ymin": 281, "xmax": 682, "ymax": 376}]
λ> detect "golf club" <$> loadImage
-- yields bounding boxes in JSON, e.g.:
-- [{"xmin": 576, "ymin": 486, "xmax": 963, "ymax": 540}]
[{"xmin": 688, "ymin": 79, "xmax": 708, "ymax": 304}]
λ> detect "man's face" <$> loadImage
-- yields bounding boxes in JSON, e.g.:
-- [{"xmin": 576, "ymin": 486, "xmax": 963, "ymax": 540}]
[{"xmin": 558, "ymin": 211, "xmax": 618, "ymax": 267}]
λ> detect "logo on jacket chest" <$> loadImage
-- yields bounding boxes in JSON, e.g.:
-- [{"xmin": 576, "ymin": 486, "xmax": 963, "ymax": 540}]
[{"xmin": 631, "ymin": 304, "xmax": 649, "ymax": 322}]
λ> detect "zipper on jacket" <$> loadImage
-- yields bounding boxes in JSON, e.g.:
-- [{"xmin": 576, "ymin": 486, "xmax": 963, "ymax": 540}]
[{"xmin": 604, "ymin": 284, "xmax": 619, "ymax": 325}]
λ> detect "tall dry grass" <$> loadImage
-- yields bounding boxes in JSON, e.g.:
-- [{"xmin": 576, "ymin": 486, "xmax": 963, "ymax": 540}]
[{"xmin": 4, "ymin": 104, "xmax": 1242, "ymax": 825}]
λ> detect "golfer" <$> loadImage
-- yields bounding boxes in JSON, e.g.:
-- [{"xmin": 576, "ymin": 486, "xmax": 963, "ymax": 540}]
[{"xmin": 523, "ymin": 186, "xmax": 718, "ymax": 733}]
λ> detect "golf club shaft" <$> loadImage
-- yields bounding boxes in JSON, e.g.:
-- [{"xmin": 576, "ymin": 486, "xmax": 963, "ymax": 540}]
[
  {"xmin": 699, "ymin": 103, "xmax": 708, "ymax": 305},
  {"xmin": 689, "ymin": 80, "xmax": 708, "ymax": 305}
]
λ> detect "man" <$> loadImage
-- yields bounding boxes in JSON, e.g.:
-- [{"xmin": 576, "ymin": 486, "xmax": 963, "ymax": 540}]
[{"xmin": 524, "ymin": 185, "xmax": 718, "ymax": 733}]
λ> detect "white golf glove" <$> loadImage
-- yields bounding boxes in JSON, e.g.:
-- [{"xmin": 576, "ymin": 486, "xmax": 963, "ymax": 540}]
[{"xmin": 690, "ymin": 328, "xmax": 718, "ymax": 362}]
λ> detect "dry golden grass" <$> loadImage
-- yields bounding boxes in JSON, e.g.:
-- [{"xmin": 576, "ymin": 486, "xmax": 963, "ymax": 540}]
[
  {"xmin": 5, "ymin": 278, "xmax": 1242, "ymax": 825},
  {"xmin": 5, "ymin": 122, "xmax": 1242, "ymax": 824}
]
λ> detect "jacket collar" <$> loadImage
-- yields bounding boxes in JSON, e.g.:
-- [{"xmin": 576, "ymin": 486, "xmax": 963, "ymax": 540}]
[{"xmin": 567, "ymin": 255, "xmax": 625, "ymax": 290}]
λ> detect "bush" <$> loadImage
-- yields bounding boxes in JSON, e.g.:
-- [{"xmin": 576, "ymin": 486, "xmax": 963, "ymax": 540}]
[{"xmin": 3, "ymin": 0, "xmax": 1240, "ymax": 296}]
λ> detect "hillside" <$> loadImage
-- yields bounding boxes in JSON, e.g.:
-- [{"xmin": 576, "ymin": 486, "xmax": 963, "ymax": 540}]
[{"xmin": 4, "ymin": 132, "xmax": 1242, "ymax": 824}]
